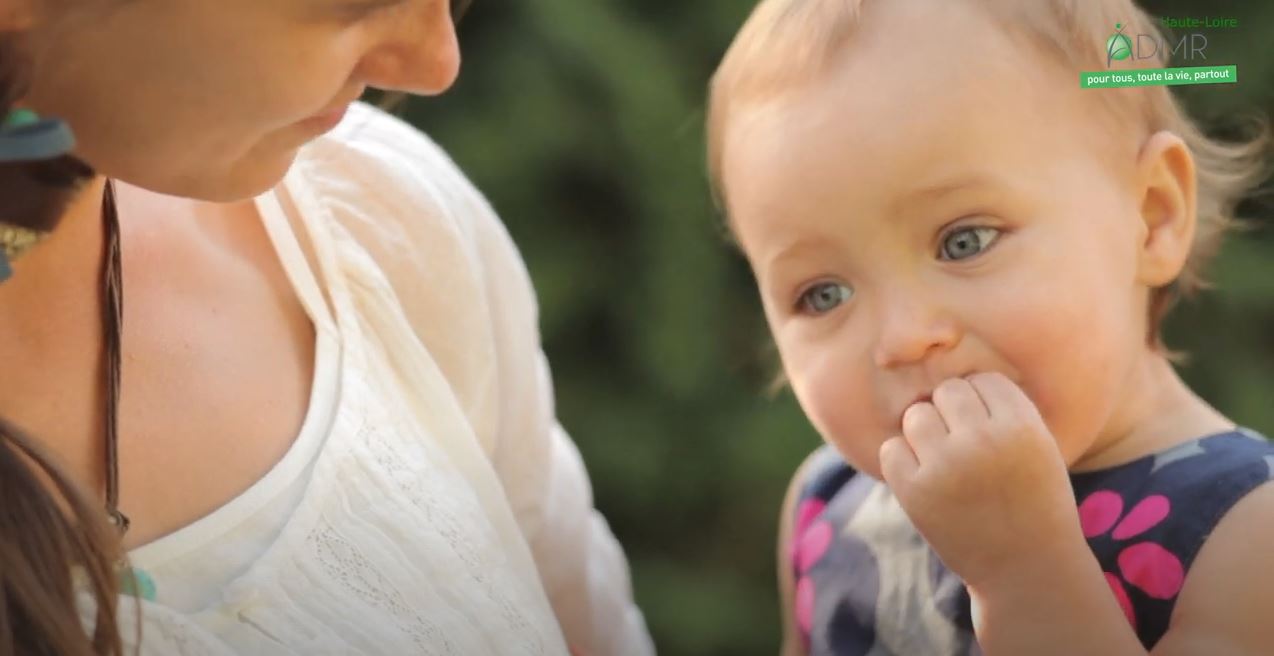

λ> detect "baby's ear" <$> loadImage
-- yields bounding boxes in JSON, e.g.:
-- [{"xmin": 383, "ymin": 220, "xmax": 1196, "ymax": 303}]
[{"xmin": 1134, "ymin": 131, "xmax": 1198, "ymax": 288}]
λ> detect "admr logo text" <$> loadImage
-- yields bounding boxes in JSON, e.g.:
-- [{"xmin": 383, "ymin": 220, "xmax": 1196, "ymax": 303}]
[{"xmin": 1106, "ymin": 22, "xmax": 1207, "ymax": 68}]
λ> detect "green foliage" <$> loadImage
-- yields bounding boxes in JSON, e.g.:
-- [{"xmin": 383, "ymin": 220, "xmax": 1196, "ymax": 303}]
[{"xmin": 401, "ymin": 1, "xmax": 1274, "ymax": 653}]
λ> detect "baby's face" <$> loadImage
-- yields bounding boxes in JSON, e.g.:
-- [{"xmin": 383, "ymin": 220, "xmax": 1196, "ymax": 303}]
[{"xmin": 722, "ymin": 0, "xmax": 1155, "ymax": 478}]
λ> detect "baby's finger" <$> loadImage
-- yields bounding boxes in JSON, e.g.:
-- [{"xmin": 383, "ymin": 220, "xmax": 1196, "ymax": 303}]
[
  {"xmin": 879, "ymin": 435, "xmax": 919, "ymax": 489},
  {"xmin": 901, "ymin": 401, "xmax": 947, "ymax": 462},
  {"xmin": 931, "ymin": 377, "xmax": 990, "ymax": 434},
  {"xmin": 967, "ymin": 372, "xmax": 1040, "ymax": 424}
]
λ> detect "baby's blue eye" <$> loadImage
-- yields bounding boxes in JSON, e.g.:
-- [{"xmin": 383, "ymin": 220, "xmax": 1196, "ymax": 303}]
[
  {"xmin": 939, "ymin": 226, "xmax": 1001, "ymax": 261},
  {"xmin": 797, "ymin": 282, "xmax": 853, "ymax": 315}
]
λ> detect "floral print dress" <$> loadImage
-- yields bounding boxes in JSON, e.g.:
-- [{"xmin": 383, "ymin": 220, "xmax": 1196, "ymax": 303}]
[{"xmin": 791, "ymin": 429, "xmax": 1274, "ymax": 654}]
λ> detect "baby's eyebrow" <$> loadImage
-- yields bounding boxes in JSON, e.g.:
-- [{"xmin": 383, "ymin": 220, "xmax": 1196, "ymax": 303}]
[
  {"xmin": 893, "ymin": 173, "xmax": 1000, "ymax": 212},
  {"xmin": 762, "ymin": 236, "xmax": 841, "ymax": 275}
]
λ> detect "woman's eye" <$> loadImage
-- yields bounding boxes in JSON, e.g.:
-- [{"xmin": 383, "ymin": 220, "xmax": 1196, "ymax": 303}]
[
  {"xmin": 796, "ymin": 282, "xmax": 853, "ymax": 315},
  {"xmin": 939, "ymin": 226, "xmax": 1001, "ymax": 261}
]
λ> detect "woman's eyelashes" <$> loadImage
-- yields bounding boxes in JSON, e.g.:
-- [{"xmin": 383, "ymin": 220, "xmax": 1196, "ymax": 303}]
[
  {"xmin": 938, "ymin": 225, "xmax": 1002, "ymax": 261},
  {"xmin": 337, "ymin": 0, "xmax": 408, "ymax": 21}
]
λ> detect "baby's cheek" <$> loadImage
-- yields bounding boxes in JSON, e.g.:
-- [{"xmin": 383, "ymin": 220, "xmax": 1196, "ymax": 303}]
[
  {"xmin": 1001, "ymin": 300, "xmax": 1125, "ymax": 464},
  {"xmin": 791, "ymin": 356, "xmax": 886, "ymax": 478}
]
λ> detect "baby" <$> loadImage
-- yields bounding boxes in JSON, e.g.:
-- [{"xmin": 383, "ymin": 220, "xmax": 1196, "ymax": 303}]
[{"xmin": 707, "ymin": 0, "xmax": 1273, "ymax": 653}]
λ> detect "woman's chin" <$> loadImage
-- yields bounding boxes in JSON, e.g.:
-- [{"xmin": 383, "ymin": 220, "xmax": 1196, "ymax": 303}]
[{"xmin": 192, "ymin": 149, "xmax": 302, "ymax": 203}]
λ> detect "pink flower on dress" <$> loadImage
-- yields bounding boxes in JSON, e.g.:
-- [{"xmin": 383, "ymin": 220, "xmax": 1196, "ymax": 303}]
[
  {"xmin": 791, "ymin": 498, "xmax": 834, "ymax": 645},
  {"xmin": 1078, "ymin": 491, "xmax": 1185, "ymax": 629}
]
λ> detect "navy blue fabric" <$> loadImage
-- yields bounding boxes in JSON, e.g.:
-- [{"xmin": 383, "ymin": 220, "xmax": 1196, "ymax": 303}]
[{"xmin": 792, "ymin": 429, "xmax": 1274, "ymax": 654}]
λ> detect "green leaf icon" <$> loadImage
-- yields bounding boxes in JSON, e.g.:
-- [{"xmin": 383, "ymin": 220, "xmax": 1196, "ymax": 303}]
[{"xmin": 1107, "ymin": 33, "xmax": 1133, "ymax": 62}]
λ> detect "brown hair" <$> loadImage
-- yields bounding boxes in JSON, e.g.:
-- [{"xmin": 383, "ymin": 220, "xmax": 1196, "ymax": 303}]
[
  {"xmin": 707, "ymin": 0, "xmax": 1271, "ymax": 352},
  {"xmin": 1, "ymin": 34, "xmax": 130, "ymax": 656}
]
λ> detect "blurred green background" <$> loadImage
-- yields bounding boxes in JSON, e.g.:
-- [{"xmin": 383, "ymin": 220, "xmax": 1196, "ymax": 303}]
[{"xmin": 395, "ymin": 1, "xmax": 1274, "ymax": 654}]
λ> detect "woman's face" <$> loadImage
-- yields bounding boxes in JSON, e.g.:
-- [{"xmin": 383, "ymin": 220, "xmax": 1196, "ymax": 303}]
[{"xmin": 15, "ymin": 0, "xmax": 461, "ymax": 201}]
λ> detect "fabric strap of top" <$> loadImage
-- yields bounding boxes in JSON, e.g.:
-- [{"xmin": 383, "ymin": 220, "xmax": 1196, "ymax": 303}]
[{"xmin": 256, "ymin": 187, "xmax": 338, "ymax": 335}]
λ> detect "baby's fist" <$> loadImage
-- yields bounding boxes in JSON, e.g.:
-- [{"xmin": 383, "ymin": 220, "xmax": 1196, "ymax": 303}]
[{"xmin": 879, "ymin": 373, "xmax": 1082, "ymax": 588}]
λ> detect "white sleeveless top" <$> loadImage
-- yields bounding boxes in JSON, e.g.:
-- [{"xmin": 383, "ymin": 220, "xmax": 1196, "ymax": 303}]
[{"xmin": 109, "ymin": 103, "xmax": 653, "ymax": 656}]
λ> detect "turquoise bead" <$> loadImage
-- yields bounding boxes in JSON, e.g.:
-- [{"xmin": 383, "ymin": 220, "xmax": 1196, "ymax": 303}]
[
  {"xmin": 1, "ymin": 109, "xmax": 39, "ymax": 130},
  {"xmin": 120, "ymin": 567, "xmax": 158, "ymax": 602},
  {"xmin": 0, "ymin": 251, "xmax": 11, "ymax": 284}
]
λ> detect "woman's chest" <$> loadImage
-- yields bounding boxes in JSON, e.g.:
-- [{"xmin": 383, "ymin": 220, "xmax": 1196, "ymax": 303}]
[
  {"xmin": 0, "ymin": 213, "xmax": 319, "ymax": 549},
  {"xmin": 122, "ymin": 333, "xmax": 564, "ymax": 655},
  {"xmin": 115, "ymin": 275, "xmax": 316, "ymax": 549}
]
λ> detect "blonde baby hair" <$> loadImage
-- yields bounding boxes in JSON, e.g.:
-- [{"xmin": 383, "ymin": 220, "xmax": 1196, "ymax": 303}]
[{"xmin": 708, "ymin": 0, "xmax": 1270, "ymax": 351}]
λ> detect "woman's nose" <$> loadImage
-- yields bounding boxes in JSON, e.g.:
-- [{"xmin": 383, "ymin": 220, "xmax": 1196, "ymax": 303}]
[
  {"xmin": 872, "ymin": 292, "xmax": 961, "ymax": 369},
  {"xmin": 357, "ymin": 1, "xmax": 462, "ymax": 96}
]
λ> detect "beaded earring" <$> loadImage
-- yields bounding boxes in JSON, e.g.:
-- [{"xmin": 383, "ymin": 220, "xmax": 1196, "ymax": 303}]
[
  {"xmin": 1, "ymin": 112, "xmax": 140, "ymax": 596},
  {"xmin": 0, "ymin": 107, "xmax": 77, "ymax": 282}
]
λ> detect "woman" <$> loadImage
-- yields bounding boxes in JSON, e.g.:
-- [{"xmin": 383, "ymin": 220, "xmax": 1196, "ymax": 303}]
[{"xmin": 0, "ymin": 0, "xmax": 652, "ymax": 653}]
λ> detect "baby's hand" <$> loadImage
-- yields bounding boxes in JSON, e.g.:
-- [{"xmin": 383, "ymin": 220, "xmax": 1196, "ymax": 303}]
[{"xmin": 879, "ymin": 372, "xmax": 1084, "ymax": 590}]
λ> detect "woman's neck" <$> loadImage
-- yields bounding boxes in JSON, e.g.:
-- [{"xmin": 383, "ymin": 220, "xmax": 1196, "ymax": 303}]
[
  {"xmin": 0, "ymin": 175, "xmax": 253, "ymax": 351},
  {"xmin": 0, "ymin": 175, "xmax": 109, "ymax": 334}
]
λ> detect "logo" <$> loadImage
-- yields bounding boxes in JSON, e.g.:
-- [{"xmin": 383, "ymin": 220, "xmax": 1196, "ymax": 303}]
[
  {"xmin": 1106, "ymin": 23, "xmax": 1133, "ymax": 65},
  {"xmin": 1104, "ymin": 21, "xmax": 1212, "ymax": 68},
  {"xmin": 1083, "ymin": 18, "xmax": 1239, "ymax": 89}
]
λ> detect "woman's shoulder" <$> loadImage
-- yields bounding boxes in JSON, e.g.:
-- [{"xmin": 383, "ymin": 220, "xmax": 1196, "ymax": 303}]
[
  {"xmin": 295, "ymin": 101, "xmax": 496, "ymax": 244},
  {"xmin": 320, "ymin": 101, "xmax": 466, "ymax": 187},
  {"xmin": 287, "ymin": 102, "xmax": 538, "ymax": 449},
  {"xmin": 290, "ymin": 100, "xmax": 532, "ymax": 312},
  {"xmin": 288, "ymin": 101, "xmax": 519, "ymax": 322}
]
